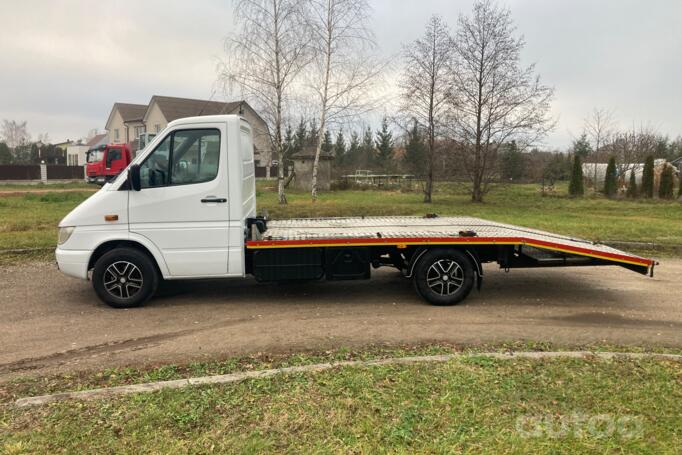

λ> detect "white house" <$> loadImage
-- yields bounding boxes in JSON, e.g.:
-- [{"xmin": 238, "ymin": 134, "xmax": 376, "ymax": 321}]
[
  {"xmin": 104, "ymin": 103, "xmax": 148, "ymax": 146},
  {"xmin": 66, "ymin": 134, "xmax": 107, "ymax": 166}
]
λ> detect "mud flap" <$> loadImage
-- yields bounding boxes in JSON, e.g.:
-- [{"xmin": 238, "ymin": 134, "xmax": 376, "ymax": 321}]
[{"xmin": 464, "ymin": 250, "xmax": 484, "ymax": 291}]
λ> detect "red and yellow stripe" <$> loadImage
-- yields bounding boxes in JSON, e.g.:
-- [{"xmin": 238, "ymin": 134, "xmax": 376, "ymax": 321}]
[{"xmin": 246, "ymin": 236, "xmax": 654, "ymax": 268}]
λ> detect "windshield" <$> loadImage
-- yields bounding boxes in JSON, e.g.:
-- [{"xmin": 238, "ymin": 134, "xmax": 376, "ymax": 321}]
[{"xmin": 87, "ymin": 150, "xmax": 104, "ymax": 163}]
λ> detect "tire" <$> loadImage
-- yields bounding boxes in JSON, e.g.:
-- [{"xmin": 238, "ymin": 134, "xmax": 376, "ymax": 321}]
[
  {"xmin": 92, "ymin": 247, "xmax": 159, "ymax": 308},
  {"xmin": 413, "ymin": 248, "xmax": 475, "ymax": 306}
]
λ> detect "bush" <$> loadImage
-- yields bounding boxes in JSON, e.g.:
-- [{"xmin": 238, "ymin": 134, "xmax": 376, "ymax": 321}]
[
  {"xmin": 658, "ymin": 166, "xmax": 674, "ymax": 199},
  {"xmin": 603, "ymin": 156, "xmax": 617, "ymax": 198},
  {"xmin": 568, "ymin": 155, "xmax": 584, "ymax": 197},
  {"xmin": 626, "ymin": 169, "xmax": 638, "ymax": 198},
  {"xmin": 642, "ymin": 155, "xmax": 655, "ymax": 198}
]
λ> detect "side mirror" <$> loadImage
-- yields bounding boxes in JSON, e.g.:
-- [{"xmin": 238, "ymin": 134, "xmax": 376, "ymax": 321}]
[{"xmin": 129, "ymin": 164, "xmax": 141, "ymax": 191}]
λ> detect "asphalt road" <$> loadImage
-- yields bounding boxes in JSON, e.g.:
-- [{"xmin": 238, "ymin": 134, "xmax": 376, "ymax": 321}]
[{"xmin": 1, "ymin": 260, "xmax": 680, "ymax": 379}]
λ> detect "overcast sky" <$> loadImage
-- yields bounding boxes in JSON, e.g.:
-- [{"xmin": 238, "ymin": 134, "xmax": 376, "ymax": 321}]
[{"xmin": 1, "ymin": 0, "xmax": 681, "ymax": 148}]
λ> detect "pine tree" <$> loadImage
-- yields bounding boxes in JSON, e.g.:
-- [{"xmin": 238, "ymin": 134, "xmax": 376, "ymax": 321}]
[
  {"xmin": 283, "ymin": 124, "xmax": 295, "ymax": 161},
  {"xmin": 572, "ymin": 133, "xmax": 593, "ymax": 160},
  {"xmin": 321, "ymin": 130, "xmax": 333, "ymax": 155},
  {"xmin": 294, "ymin": 118, "xmax": 307, "ymax": 155},
  {"xmin": 30, "ymin": 143, "xmax": 40, "ymax": 164},
  {"xmin": 374, "ymin": 117, "xmax": 394, "ymax": 169},
  {"xmin": 626, "ymin": 169, "xmax": 638, "ymax": 198},
  {"xmin": 404, "ymin": 120, "xmax": 426, "ymax": 176},
  {"xmin": 542, "ymin": 153, "xmax": 571, "ymax": 184},
  {"xmin": 603, "ymin": 156, "xmax": 617, "ymax": 198},
  {"xmin": 361, "ymin": 126, "xmax": 374, "ymax": 168},
  {"xmin": 642, "ymin": 155, "xmax": 655, "ymax": 198},
  {"xmin": 501, "ymin": 140, "xmax": 524, "ymax": 181},
  {"xmin": 347, "ymin": 131, "xmax": 360, "ymax": 167},
  {"xmin": 307, "ymin": 119, "xmax": 318, "ymax": 148},
  {"xmin": 12, "ymin": 144, "xmax": 32, "ymax": 164},
  {"xmin": 658, "ymin": 166, "xmax": 674, "ymax": 199},
  {"xmin": 0, "ymin": 142, "xmax": 11, "ymax": 165},
  {"xmin": 568, "ymin": 155, "xmax": 584, "ymax": 197},
  {"xmin": 334, "ymin": 131, "xmax": 346, "ymax": 160}
]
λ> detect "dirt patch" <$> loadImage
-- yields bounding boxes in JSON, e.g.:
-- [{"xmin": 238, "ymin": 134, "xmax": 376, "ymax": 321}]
[
  {"xmin": 549, "ymin": 312, "xmax": 682, "ymax": 328},
  {"xmin": 1, "ymin": 260, "xmax": 681, "ymax": 379}
]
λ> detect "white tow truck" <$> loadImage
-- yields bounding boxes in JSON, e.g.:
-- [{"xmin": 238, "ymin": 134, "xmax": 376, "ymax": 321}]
[{"xmin": 56, "ymin": 115, "xmax": 656, "ymax": 308}]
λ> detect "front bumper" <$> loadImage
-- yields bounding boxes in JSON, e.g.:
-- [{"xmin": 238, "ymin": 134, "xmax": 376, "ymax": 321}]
[{"xmin": 55, "ymin": 248, "xmax": 91, "ymax": 280}]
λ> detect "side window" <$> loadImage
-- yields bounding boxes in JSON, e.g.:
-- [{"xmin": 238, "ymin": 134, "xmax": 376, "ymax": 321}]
[
  {"xmin": 138, "ymin": 129, "xmax": 219, "ymax": 189},
  {"xmin": 106, "ymin": 148, "xmax": 121, "ymax": 168},
  {"xmin": 139, "ymin": 135, "xmax": 171, "ymax": 188},
  {"xmin": 170, "ymin": 129, "xmax": 220, "ymax": 185},
  {"xmin": 240, "ymin": 130, "xmax": 254, "ymax": 163}
]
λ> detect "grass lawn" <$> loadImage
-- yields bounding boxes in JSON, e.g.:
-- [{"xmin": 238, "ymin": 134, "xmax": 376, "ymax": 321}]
[
  {"xmin": 1, "ymin": 350, "xmax": 680, "ymax": 453},
  {"xmin": 1, "ymin": 181, "xmax": 681, "ymax": 263},
  {"xmin": 5, "ymin": 341, "xmax": 680, "ymax": 402},
  {"xmin": 259, "ymin": 181, "xmax": 682, "ymax": 250},
  {"xmin": 0, "ymin": 182, "xmax": 94, "ymax": 191},
  {"xmin": 0, "ymin": 192, "xmax": 94, "ymax": 251}
]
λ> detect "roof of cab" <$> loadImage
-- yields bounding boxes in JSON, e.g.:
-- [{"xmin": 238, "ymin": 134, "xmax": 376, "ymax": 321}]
[{"xmin": 166, "ymin": 114, "xmax": 250, "ymax": 128}]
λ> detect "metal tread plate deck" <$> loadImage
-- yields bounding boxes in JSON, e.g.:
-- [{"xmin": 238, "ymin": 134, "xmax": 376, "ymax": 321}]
[{"xmin": 246, "ymin": 216, "xmax": 654, "ymax": 268}]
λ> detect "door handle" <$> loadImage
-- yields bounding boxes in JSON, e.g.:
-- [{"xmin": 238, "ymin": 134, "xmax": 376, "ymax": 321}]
[{"xmin": 201, "ymin": 197, "xmax": 227, "ymax": 203}]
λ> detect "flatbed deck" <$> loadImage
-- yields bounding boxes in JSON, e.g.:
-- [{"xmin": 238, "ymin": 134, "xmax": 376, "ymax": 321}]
[{"xmin": 247, "ymin": 216, "xmax": 655, "ymax": 273}]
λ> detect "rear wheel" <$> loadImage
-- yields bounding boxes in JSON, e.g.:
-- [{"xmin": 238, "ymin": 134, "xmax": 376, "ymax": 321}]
[
  {"xmin": 413, "ymin": 249, "xmax": 475, "ymax": 306},
  {"xmin": 92, "ymin": 248, "xmax": 159, "ymax": 308}
]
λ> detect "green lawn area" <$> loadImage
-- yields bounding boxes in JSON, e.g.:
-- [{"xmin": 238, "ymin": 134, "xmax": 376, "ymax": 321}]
[
  {"xmin": 1, "ymin": 181, "xmax": 681, "ymax": 261},
  {"xmin": 258, "ymin": 181, "xmax": 682, "ymax": 250},
  {"xmin": 0, "ymin": 191, "xmax": 95, "ymax": 251},
  {"xmin": 258, "ymin": 184, "xmax": 682, "ymax": 245},
  {"xmin": 2, "ymin": 351, "xmax": 680, "ymax": 453},
  {"xmin": 4, "ymin": 342, "xmax": 678, "ymax": 402},
  {"xmin": 0, "ymin": 182, "xmax": 94, "ymax": 191}
]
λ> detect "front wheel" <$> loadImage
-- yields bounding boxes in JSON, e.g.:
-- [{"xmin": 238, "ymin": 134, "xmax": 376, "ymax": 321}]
[
  {"xmin": 92, "ymin": 248, "xmax": 159, "ymax": 308},
  {"xmin": 413, "ymin": 249, "xmax": 475, "ymax": 306}
]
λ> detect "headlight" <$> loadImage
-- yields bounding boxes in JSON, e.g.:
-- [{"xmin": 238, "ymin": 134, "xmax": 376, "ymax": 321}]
[{"xmin": 58, "ymin": 227, "xmax": 75, "ymax": 245}]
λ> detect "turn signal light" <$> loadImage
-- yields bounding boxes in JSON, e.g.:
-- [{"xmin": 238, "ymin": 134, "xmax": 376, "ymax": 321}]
[{"xmin": 104, "ymin": 215, "xmax": 119, "ymax": 222}]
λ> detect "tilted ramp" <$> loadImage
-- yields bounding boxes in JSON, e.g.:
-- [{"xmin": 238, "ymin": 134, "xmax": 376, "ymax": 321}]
[{"xmin": 247, "ymin": 216, "xmax": 655, "ymax": 275}]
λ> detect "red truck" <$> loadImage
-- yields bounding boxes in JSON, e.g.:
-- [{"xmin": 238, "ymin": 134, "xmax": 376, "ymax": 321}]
[{"xmin": 86, "ymin": 144, "xmax": 133, "ymax": 184}]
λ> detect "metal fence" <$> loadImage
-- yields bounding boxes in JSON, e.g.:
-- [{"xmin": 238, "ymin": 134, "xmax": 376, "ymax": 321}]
[
  {"xmin": 46, "ymin": 165, "xmax": 84, "ymax": 180},
  {"xmin": 0, "ymin": 164, "xmax": 84, "ymax": 182},
  {"xmin": 0, "ymin": 165, "xmax": 41, "ymax": 180}
]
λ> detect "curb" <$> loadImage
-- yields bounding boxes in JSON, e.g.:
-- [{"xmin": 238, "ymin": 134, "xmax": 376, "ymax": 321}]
[{"xmin": 13, "ymin": 351, "xmax": 682, "ymax": 408}]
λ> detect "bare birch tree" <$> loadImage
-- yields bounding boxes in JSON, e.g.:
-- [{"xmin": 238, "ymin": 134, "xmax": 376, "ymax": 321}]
[
  {"xmin": 1, "ymin": 120, "xmax": 30, "ymax": 150},
  {"xmin": 306, "ymin": 0, "xmax": 381, "ymax": 201},
  {"xmin": 220, "ymin": 0, "xmax": 310, "ymax": 204},
  {"xmin": 584, "ymin": 107, "xmax": 615, "ymax": 188},
  {"xmin": 399, "ymin": 15, "xmax": 453, "ymax": 203},
  {"xmin": 448, "ymin": 0, "xmax": 554, "ymax": 202}
]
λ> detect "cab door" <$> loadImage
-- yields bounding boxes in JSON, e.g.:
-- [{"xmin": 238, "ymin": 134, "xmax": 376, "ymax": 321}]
[
  {"xmin": 105, "ymin": 147, "xmax": 124, "ymax": 175},
  {"xmin": 128, "ymin": 124, "xmax": 230, "ymax": 277}
]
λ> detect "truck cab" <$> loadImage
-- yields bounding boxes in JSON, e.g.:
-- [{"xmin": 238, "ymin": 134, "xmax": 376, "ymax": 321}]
[
  {"xmin": 86, "ymin": 144, "xmax": 133, "ymax": 184},
  {"xmin": 58, "ymin": 115, "xmax": 256, "ymax": 306}
]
